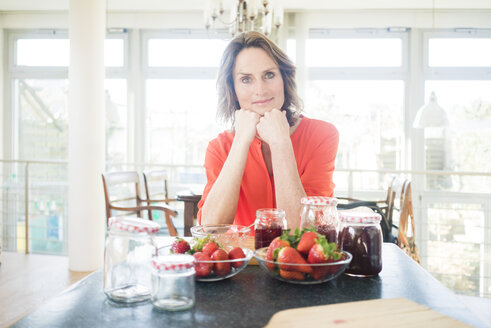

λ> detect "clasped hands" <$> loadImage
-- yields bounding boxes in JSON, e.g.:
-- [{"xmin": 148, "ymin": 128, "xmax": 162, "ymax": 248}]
[{"xmin": 234, "ymin": 108, "xmax": 290, "ymax": 146}]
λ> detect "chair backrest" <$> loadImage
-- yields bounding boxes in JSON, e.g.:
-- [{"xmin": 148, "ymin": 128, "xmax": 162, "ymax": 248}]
[
  {"xmin": 142, "ymin": 170, "xmax": 172, "ymax": 221},
  {"xmin": 385, "ymin": 177, "xmax": 407, "ymax": 229},
  {"xmin": 101, "ymin": 171, "xmax": 144, "ymax": 225},
  {"xmin": 397, "ymin": 180, "xmax": 421, "ymax": 263},
  {"xmin": 143, "ymin": 170, "xmax": 169, "ymax": 201}
]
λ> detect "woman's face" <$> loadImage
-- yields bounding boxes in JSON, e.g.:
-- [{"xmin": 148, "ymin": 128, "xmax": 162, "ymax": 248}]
[{"xmin": 232, "ymin": 47, "xmax": 285, "ymax": 116}]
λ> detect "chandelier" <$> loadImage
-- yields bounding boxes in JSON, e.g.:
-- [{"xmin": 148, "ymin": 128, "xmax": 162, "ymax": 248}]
[{"xmin": 204, "ymin": 0, "xmax": 284, "ymax": 38}]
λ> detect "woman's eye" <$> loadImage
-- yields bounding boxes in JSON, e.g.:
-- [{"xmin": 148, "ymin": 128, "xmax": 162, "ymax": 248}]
[
  {"xmin": 241, "ymin": 76, "xmax": 251, "ymax": 83},
  {"xmin": 265, "ymin": 71, "xmax": 275, "ymax": 79}
]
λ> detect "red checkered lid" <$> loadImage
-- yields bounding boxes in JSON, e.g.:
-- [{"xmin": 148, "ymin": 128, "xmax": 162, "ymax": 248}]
[
  {"xmin": 339, "ymin": 211, "xmax": 381, "ymax": 224},
  {"xmin": 152, "ymin": 254, "xmax": 195, "ymax": 271},
  {"xmin": 109, "ymin": 216, "xmax": 160, "ymax": 234},
  {"xmin": 301, "ymin": 196, "xmax": 337, "ymax": 206}
]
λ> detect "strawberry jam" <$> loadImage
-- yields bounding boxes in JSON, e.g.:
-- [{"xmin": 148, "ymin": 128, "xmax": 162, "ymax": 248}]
[
  {"xmin": 338, "ymin": 212, "xmax": 383, "ymax": 276},
  {"xmin": 254, "ymin": 208, "xmax": 287, "ymax": 249},
  {"xmin": 255, "ymin": 225, "xmax": 283, "ymax": 249},
  {"xmin": 315, "ymin": 224, "xmax": 337, "ymax": 244}
]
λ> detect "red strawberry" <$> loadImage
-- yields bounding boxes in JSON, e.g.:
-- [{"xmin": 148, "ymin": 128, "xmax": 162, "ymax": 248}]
[
  {"xmin": 296, "ymin": 231, "xmax": 318, "ymax": 255},
  {"xmin": 307, "ymin": 237, "xmax": 342, "ymax": 264},
  {"xmin": 307, "ymin": 243, "xmax": 327, "ymax": 264},
  {"xmin": 171, "ymin": 238, "xmax": 190, "ymax": 254},
  {"xmin": 307, "ymin": 236, "xmax": 344, "ymax": 276},
  {"xmin": 279, "ymin": 269, "xmax": 305, "ymax": 281},
  {"xmin": 193, "ymin": 252, "xmax": 213, "ymax": 277},
  {"xmin": 265, "ymin": 237, "xmax": 290, "ymax": 271},
  {"xmin": 202, "ymin": 241, "xmax": 219, "ymax": 256},
  {"xmin": 228, "ymin": 247, "xmax": 246, "ymax": 268},
  {"xmin": 310, "ymin": 266, "xmax": 330, "ymax": 280},
  {"xmin": 211, "ymin": 249, "xmax": 231, "ymax": 276},
  {"xmin": 276, "ymin": 247, "xmax": 312, "ymax": 274}
]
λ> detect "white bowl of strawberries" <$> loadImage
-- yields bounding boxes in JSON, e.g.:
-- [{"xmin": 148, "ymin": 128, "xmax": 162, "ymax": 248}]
[
  {"xmin": 254, "ymin": 229, "xmax": 352, "ymax": 284},
  {"xmin": 163, "ymin": 236, "xmax": 253, "ymax": 282}
]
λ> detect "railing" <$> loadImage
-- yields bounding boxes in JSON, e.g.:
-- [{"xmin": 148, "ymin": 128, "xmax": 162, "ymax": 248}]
[{"xmin": 1, "ymin": 159, "xmax": 490, "ymax": 297}]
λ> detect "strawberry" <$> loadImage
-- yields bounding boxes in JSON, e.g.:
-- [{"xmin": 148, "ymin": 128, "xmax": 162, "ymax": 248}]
[
  {"xmin": 307, "ymin": 236, "xmax": 342, "ymax": 264},
  {"xmin": 310, "ymin": 266, "xmax": 330, "ymax": 280},
  {"xmin": 193, "ymin": 252, "xmax": 213, "ymax": 277},
  {"xmin": 228, "ymin": 247, "xmax": 246, "ymax": 268},
  {"xmin": 265, "ymin": 236, "xmax": 290, "ymax": 271},
  {"xmin": 279, "ymin": 269, "xmax": 305, "ymax": 281},
  {"xmin": 202, "ymin": 240, "xmax": 219, "ymax": 256},
  {"xmin": 211, "ymin": 249, "xmax": 231, "ymax": 276},
  {"xmin": 296, "ymin": 231, "xmax": 318, "ymax": 255},
  {"xmin": 276, "ymin": 246, "xmax": 312, "ymax": 274},
  {"xmin": 307, "ymin": 236, "xmax": 344, "ymax": 276},
  {"xmin": 171, "ymin": 238, "xmax": 190, "ymax": 254}
]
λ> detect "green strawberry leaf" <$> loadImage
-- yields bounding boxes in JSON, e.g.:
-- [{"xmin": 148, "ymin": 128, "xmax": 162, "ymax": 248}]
[
  {"xmin": 273, "ymin": 246, "xmax": 283, "ymax": 262},
  {"xmin": 315, "ymin": 235, "xmax": 342, "ymax": 261}
]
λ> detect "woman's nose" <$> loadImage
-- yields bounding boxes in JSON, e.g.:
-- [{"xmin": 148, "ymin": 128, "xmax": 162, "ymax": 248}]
[{"xmin": 254, "ymin": 79, "xmax": 267, "ymax": 95}]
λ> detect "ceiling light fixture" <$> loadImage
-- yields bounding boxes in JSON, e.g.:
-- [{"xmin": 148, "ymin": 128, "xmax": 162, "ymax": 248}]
[
  {"xmin": 413, "ymin": 92, "xmax": 449, "ymax": 128},
  {"xmin": 204, "ymin": 0, "xmax": 284, "ymax": 38}
]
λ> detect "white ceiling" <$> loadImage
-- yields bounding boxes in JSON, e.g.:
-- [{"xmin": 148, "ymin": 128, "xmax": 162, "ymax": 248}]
[{"xmin": 1, "ymin": 0, "xmax": 491, "ymax": 12}]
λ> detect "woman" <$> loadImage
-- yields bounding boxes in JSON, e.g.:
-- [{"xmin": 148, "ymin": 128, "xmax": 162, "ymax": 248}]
[{"xmin": 197, "ymin": 31, "xmax": 339, "ymax": 231}]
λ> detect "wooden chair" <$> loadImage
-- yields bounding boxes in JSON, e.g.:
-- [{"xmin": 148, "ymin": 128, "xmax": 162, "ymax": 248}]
[
  {"xmin": 101, "ymin": 171, "xmax": 179, "ymax": 236},
  {"xmin": 397, "ymin": 180, "xmax": 421, "ymax": 264},
  {"xmin": 142, "ymin": 169, "xmax": 181, "ymax": 228},
  {"xmin": 337, "ymin": 177, "xmax": 405, "ymax": 243}
]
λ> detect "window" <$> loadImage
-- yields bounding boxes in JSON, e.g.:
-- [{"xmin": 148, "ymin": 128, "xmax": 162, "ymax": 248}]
[
  {"xmin": 16, "ymin": 38, "xmax": 70, "ymax": 66},
  {"xmin": 148, "ymin": 39, "xmax": 226, "ymax": 67},
  {"xmin": 4, "ymin": 30, "xmax": 128, "ymax": 255},
  {"xmin": 429, "ymin": 38, "xmax": 491, "ymax": 67},
  {"xmin": 422, "ymin": 29, "xmax": 491, "ymax": 297},
  {"xmin": 143, "ymin": 31, "xmax": 228, "ymax": 181},
  {"xmin": 306, "ymin": 38, "xmax": 402, "ymax": 67},
  {"xmin": 305, "ymin": 29, "xmax": 407, "ymax": 190}
]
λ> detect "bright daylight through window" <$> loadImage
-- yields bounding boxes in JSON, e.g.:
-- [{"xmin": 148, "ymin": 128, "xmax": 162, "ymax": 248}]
[{"xmin": 2, "ymin": 28, "xmax": 491, "ymax": 299}]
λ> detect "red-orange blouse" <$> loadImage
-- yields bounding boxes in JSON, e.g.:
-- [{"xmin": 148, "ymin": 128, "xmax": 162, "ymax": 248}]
[{"xmin": 197, "ymin": 117, "xmax": 339, "ymax": 231}]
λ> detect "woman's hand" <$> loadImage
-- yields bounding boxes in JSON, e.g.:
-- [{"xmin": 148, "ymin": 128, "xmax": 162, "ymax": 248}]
[
  {"xmin": 234, "ymin": 109, "xmax": 261, "ymax": 145},
  {"xmin": 256, "ymin": 109, "xmax": 290, "ymax": 146}
]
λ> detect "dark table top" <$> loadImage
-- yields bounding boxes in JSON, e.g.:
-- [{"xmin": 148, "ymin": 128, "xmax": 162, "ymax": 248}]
[{"xmin": 13, "ymin": 244, "xmax": 483, "ymax": 328}]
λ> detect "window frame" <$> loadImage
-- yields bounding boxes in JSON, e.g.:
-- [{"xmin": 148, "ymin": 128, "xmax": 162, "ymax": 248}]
[
  {"xmin": 4, "ymin": 29, "xmax": 130, "ymax": 161},
  {"xmin": 307, "ymin": 28, "xmax": 409, "ymax": 80},
  {"xmin": 139, "ymin": 29, "xmax": 229, "ymax": 163},
  {"xmin": 423, "ymin": 28, "xmax": 491, "ymax": 80}
]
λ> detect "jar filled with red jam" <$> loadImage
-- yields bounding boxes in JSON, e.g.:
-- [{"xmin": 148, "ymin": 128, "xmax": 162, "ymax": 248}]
[
  {"xmin": 254, "ymin": 208, "xmax": 286, "ymax": 249},
  {"xmin": 339, "ymin": 212, "xmax": 383, "ymax": 277},
  {"xmin": 300, "ymin": 196, "xmax": 339, "ymax": 244}
]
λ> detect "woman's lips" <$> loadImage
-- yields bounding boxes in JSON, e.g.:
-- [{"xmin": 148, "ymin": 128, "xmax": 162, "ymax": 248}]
[{"xmin": 252, "ymin": 98, "xmax": 273, "ymax": 105}]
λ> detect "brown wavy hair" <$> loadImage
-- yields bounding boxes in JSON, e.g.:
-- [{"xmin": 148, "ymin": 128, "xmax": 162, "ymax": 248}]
[{"xmin": 216, "ymin": 31, "xmax": 302, "ymax": 127}]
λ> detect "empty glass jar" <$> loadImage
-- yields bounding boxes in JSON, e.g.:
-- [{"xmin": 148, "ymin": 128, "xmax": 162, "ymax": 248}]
[
  {"xmin": 300, "ymin": 196, "xmax": 339, "ymax": 244},
  {"xmin": 339, "ymin": 211, "xmax": 383, "ymax": 276},
  {"xmin": 151, "ymin": 254, "xmax": 195, "ymax": 311},
  {"xmin": 104, "ymin": 216, "xmax": 159, "ymax": 304}
]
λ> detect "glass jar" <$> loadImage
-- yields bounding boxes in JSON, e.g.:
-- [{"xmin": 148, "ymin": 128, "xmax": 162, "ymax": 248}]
[
  {"xmin": 104, "ymin": 216, "xmax": 159, "ymax": 304},
  {"xmin": 151, "ymin": 254, "xmax": 195, "ymax": 311},
  {"xmin": 300, "ymin": 196, "xmax": 339, "ymax": 244},
  {"xmin": 339, "ymin": 211, "xmax": 383, "ymax": 277},
  {"xmin": 254, "ymin": 208, "xmax": 287, "ymax": 249}
]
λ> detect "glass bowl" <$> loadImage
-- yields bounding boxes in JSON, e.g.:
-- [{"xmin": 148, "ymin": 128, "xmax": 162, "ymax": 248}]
[
  {"xmin": 190, "ymin": 224, "xmax": 251, "ymax": 249},
  {"xmin": 158, "ymin": 246, "xmax": 253, "ymax": 282},
  {"xmin": 253, "ymin": 247, "xmax": 352, "ymax": 285}
]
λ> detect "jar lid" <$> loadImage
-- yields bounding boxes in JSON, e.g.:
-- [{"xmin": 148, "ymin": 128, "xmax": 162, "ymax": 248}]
[
  {"xmin": 152, "ymin": 254, "xmax": 195, "ymax": 271},
  {"xmin": 108, "ymin": 216, "xmax": 160, "ymax": 234},
  {"xmin": 256, "ymin": 208, "xmax": 285, "ymax": 218},
  {"xmin": 301, "ymin": 196, "xmax": 337, "ymax": 206},
  {"xmin": 339, "ymin": 211, "xmax": 381, "ymax": 224}
]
